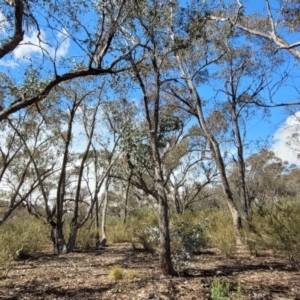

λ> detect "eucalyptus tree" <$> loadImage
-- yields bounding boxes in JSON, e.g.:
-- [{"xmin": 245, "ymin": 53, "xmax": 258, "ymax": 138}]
[
  {"xmin": 0, "ymin": 108, "xmax": 58, "ymax": 225},
  {"xmin": 208, "ymin": 0, "xmax": 300, "ymax": 109},
  {"xmin": 8, "ymin": 77, "xmax": 108, "ymax": 253},
  {"xmin": 213, "ymin": 0, "xmax": 300, "ymax": 61},
  {"xmin": 89, "ymin": 98, "xmax": 137, "ymax": 246},
  {"xmin": 123, "ymin": 0, "xmax": 180, "ymax": 274},
  {"xmin": 164, "ymin": 1, "xmax": 279, "ymax": 241},
  {"xmin": 160, "ymin": 122, "xmax": 218, "ymax": 214},
  {"xmin": 165, "ymin": 2, "xmax": 245, "ymax": 236},
  {"xmin": 166, "ymin": 149, "xmax": 218, "ymax": 214},
  {"xmin": 210, "ymin": 37, "xmax": 275, "ymax": 219},
  {"xmin": 245, "ymin": 149, "xmax": 288, "ymax": 207},
  {"xmin": 0, "ymin": 0, "xmax": 136, "ymax": 120}
]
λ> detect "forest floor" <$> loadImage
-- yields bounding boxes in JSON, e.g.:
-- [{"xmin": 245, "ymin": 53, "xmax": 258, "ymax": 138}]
[{"xmin": 0, "ymin": 243, "xmax": 299, "ymax": 300}]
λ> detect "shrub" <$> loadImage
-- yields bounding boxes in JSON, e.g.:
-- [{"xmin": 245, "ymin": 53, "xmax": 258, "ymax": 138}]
[
  {"xmin": 0, "ymin": 214, "xmax": 49, "ymax": 277},
  {"xmin": 75, "ymin": 225, "xmax": 99, "ymax": 250},
  {"xmin": 106, "ymin": 217, "xmax": 134, "ymax": 244},
  {"xmin": 170, "ymin": 218, "xmax": 207, "ymax": 268},
  {"xmin": 244, "ymin": 201, "xmax": 300, "ymax": 261},
  {"xmin": 135, "ymin": 225, "xmax": 159, "ymax": 254},
  {"xmin": 210, "ymin": 278, "xmax": 244, "ymax": 300},
  {"xmin": 130, "ymin": 208, "xmax": 159, "ymax": 253},
  {"xmin": 210, "ymin": 278, "xmax": 231, "ymax": 300},
  {"xmin": 0, "ymin": 248, "xmax": 14, "ymax": 278},
  {"xmin": 0, "ymin": 215, "xmax": 49, "ymax": 260},
  {"xmin": 203, "ymin": 210, "xmax": 236, "ymax": 257}
]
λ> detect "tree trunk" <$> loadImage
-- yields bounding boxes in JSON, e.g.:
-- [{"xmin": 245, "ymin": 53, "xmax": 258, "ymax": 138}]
[
  {"xmin": 67, "ymin": 221, "xmax": 78, "ymax": 252},
  {"xmin": 124, "ymin": 170, "xmax": 132, "ymax": 223},
  {"xmin": 171, "ymin": 189, "xmax": 183, "ymax": 214},
  {"xmin": 100, "ymin": 176, "xmax": 110, "ymax": 247},
  {"xmin": 51, "ymin": 223, "xmax": 68, "ymax": 254},
  {"xmin": 174, "ymin": 51, "xmax": 243, "ymax": 240},
  {"xmin": 230, "ymin": 105, "xmax": 249, "ymax": 220},
  {"xmin": 95, "ymin": 195, "xmax": 100, "ymax": 246},
  {"xmin": 156, "ymin": 180, "xmax": 177, "ymax": 276}
]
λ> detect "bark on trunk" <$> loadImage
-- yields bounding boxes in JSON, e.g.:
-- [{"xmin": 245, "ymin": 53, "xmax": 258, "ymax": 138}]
[
  {"xmin": 51, "ymin": 224, "xmax": 68, "ymax": 254},
  {"xmin": 67, "ymin": 221, "xmax": 78, "ymax": 252},
  {"xmin": 157, "ymin": 180, "xmax": 177, "ymax": 276},
  {"xmin": 174, "ymin": 51, "xmax": 243, "ymax": 242},
  {"xmin": 95, "ymin": 195, "xmax": 100, "ymax": 246},
  {"xmin": 230, "ymin": 105, "xmax": 249, "ymax": 220},
  {"xmin": 124, "ymin": 170, "xmax": 132, "ymax": 224},
  {"xmin": 100, "ymin": 177, "xmax": 110, "ymax": 247}
]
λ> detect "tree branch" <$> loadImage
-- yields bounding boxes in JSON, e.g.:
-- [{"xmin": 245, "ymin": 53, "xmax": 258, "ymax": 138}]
[{"xmin": 0, "ymin": 0, "xmax": 24, "ymax": 59}]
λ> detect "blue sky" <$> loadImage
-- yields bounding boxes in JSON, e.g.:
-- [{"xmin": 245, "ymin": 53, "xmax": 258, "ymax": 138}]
[
  {"xmin": 238, "ymin": 0, "xmax": 300, "ymax": 163},
  {"xmin": 0, "ymin": 0, "xmax": 299, "ymax": 164}
]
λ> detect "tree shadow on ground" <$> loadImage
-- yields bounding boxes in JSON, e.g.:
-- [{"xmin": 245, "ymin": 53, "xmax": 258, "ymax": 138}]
[{"xmin": 184, "ymin": 260, "xmax": 298, "ymax": 277}]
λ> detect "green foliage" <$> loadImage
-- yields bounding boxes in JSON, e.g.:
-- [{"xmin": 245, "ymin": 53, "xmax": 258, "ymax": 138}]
[
  {"xmin": 0, "ymin": 215, "xmax": 49, "ymax": 259},
  {"xmin": 131, "ymin": 207, "xmax": 159, "ymax": 253},
  {"xmin": 0, "ymin": 249, "xmax": 13, "ymax": 278},
  {"xmin": 0, "ymin": 215, "xmax": 49, "ymax": 277},
  {"xmin": 210, "ymin": 278, "xmax": 244, "ymax": 300},
  {"xmin": 135, "ymin": 226, "xmax": 159, "ymax": 254},
  {"xmin": 171, "ymin": 218, "xmax": 207, "ymax": 268},
  {"xmin": 244, "ymin": 201, "xmax": 300, "ymax": 261},
  {"xmin": 210, "ymin": 278, "xmax": 231, "ymax": 300},
  {"xmin": 75, "ymin": 225, "xmax": 98, "ymax": 250},
  {"xmin": 203, "ymin": 210, "xmax": 236, "ymax": 257},
  {"xmin": 106, "ymin": 217, "xmax": 134, "ymax": 244}
]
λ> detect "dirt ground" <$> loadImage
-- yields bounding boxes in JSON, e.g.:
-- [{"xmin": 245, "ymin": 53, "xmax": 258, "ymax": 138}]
[{"xmin": 0, "ymin": 243, "xmax": 299, "ymax": 300}]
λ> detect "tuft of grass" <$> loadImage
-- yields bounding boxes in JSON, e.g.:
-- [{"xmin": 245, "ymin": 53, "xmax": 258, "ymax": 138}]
[
  {"xmin": 126, "ymin": 269, "xmax": 139, "ymax": 280},
  {"xmin": 109, "ymin": 265, "xmax": 123, "ymax": 280},
  {"xmin": 210, "ymin": 277, "xmax": 244, "ymax": 300},
  {"xmin": 210, "ymin": 278, "xmax": 231, "ymax": 300}
]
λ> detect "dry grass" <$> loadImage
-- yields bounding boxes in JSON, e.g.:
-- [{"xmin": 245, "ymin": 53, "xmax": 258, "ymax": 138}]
[{"xmin": 109, "ymin": 264, "xmax": 123, "ymax": 280}]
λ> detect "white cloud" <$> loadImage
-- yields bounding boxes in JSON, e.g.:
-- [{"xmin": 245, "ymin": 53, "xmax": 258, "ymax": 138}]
[
  {"xmin": 1, "ymin": 28, "xmax": 71, "ymax": 67},
  {"xmin": 272, "ymin": 112, "xmax": 300, "ymax": 164},
  {"xmin": 0, "ymin": 59, "xmax": 18, "ymax": 67},
  {"xmin": 13, "ymin": 29, "xmax": 46, "ymax": 60},
  {"xmin": 55, "ymin": 29, "xmax": 71, "ymax": 58}
]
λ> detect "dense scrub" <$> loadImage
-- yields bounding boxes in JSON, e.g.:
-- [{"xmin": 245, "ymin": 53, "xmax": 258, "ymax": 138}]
[{"xmin": 2, "ymin": 202, "xmax": 300, "ymax": 278}]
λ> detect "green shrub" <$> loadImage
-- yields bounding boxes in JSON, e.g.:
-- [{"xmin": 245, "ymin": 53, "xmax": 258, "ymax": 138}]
[
  {"xmin": 210, "ymin": 278, "xmax": 244, "ymax": 300},
  {"xmin": 170, "ymin": 218, "xmax": 208, "ymax": 268},
  {"xmin": 244, "ymin": 201, "xmax": 300, "ymax": 260},
  {"xmin": 0, "ymin": 214, "xmax": 49, "ymax": 276},
  {"xmin": 106, "ymin": 217, "xmax": 134, "ymax": 244},
  {"xmin": 0, "ymin": 215, "xmax": 49, "ymax": 259},
  {"xmin": 135, "ymin": 225, "xmax": 159, "ymax": 254},
  {"xmin": 0, "ymin": 248, "xmax": 14, "ymax": 278},
  {"xmin": 210, "ymin": 278, "xmax": 231, "ymax": 300},
  {"xmin": 133, "ymin": 209, "xmax": 159, "ymax": 253},
  {"xmin": 203, "ymin": 210, "xmax": 236, "ymax": 256},
  {"xmin": 75, "ymin": 224, "xmax": 99, "ymax": 250}
]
